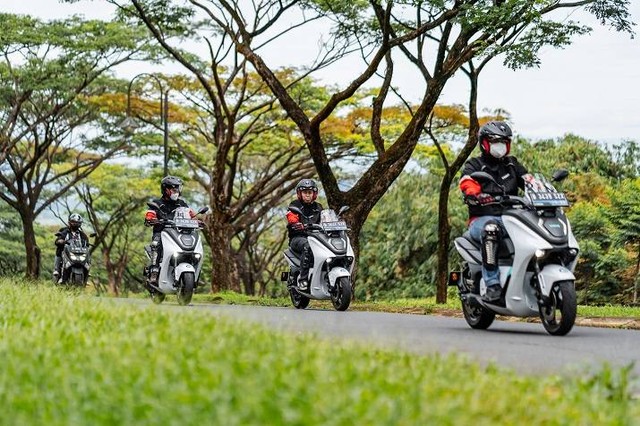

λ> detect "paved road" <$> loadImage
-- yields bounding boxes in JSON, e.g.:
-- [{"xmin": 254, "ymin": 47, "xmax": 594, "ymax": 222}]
[{"xmin": 180, "ymin": 303, "xmax": 639, "ymax": 380}]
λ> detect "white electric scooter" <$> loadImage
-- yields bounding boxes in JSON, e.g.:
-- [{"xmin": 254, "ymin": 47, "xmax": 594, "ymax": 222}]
[
  {"xmin": 282, "ymin": 207, "xmax": 355, "ymax": 311},
  {"xmin": 449, "ymin": 170, "xmax": 579, "ymax": 335},
  {"xmin": 144, "ymin": 203, "xmax": 209, "ymax": 305}
]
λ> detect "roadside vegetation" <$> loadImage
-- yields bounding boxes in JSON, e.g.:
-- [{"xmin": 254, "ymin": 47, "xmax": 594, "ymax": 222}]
[{"xmin": 0, "ymin": 279, "xmax": 637, "ymax": 425}]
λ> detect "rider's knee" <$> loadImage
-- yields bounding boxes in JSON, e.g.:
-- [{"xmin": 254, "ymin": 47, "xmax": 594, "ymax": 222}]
[{"xmin": 482, "ymin": 220, "xmax": 501, "ymax": 241}]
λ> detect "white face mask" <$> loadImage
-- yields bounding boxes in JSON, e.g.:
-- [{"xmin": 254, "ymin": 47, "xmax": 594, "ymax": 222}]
[
  {"xmin": 489, "ymin": 142, "xmax": 508, "ymax": 158},
  {"xmin": 170, "ymin": 192, "xmax": 180, "ymax": 201}
]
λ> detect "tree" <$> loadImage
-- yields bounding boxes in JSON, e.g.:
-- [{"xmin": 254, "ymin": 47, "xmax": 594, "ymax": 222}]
[
  {"xmin": 0, "ymin": 14, "xmax": 155, "ymax": 278},
  {"xmin": 110, "ymin": 0, "xmax": 633, "ymax": 297},
  {"xmin": 607, "ymin": 178, "xmax": 640, "ymax": 303},
  {"xmin": 74, "ymin": 164, "xmax": 154, "ymax": 295}
]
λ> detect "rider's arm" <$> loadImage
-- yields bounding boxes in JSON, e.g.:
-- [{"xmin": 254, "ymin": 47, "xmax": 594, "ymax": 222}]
[
  {"xmin": 54, "ymin": 229, "xmax": 68, "ymax": 246},
  {"xmin": 286, "ymin": 210, "xmax": 304, "ymax": 232}
]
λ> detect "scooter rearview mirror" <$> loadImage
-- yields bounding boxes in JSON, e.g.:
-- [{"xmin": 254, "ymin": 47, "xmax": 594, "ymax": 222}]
[
  {"xmin": 551, "ymin": 169, "xmax": 569, "ymax": 182},
  {"xmin": 288, "ymin": 206, "xmax": 304, "ymax": 216}
]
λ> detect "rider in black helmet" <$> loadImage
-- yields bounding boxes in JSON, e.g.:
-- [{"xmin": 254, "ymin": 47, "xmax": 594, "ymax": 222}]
[
  {"xmin": 286, "ymin": 178, "xmax": 323, "ymax": 291},
  {"xmin": 459, "ymin": 121, "xmax": 536, "ymax": 302},
  {"xmin": 143, "ymin": 176, "xmax": 193, "ymax": 287},
  {"xmin": 53, "ymin": 213, "xmax": 89, "ymax": 281}
]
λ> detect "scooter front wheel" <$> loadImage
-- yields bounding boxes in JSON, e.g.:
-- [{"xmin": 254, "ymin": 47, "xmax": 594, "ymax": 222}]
[
  {"xmin": 461, "ymin": 297, "xmax": 495, "ymax": 329},
  {"xmin": 331, "ymin": 277, "xmax": 351, "ymax": 311},
  {"xmin": 177, "ymin": 272, "xmax": 195, "ymax": 306},
  {"xmin": 71, "ymin": 272, "xmax": 85, "ymax": 287},
  {"xmin": 539, "ymin": 280, "xmax": 577, "ymax": 336}
]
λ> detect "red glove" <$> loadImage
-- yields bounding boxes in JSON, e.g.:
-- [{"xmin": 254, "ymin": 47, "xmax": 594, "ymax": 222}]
[{"xmin": 291, "ymin": 222, "xmax": 304, "ymax": 231}]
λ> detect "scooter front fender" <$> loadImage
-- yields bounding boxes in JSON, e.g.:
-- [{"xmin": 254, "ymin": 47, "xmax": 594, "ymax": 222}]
[
  {"xmin": 328, "ymin": 267, "xmax": 350, "ymax": 288},
  {"xmin": 538, "ymin": 265, "xmax": 575, "ymax": 297},
  {"xmin": 174, "ymin": 263, "xmax": 196, "ymax": 282}
]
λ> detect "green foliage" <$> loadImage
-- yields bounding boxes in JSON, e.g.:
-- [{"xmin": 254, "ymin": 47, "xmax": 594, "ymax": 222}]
[
  {"xmin": 0, "ymin": 280, "xmax": 637, "ymax": 424},
  {"xmin": 357, "ymin": 167, "xmax": 467, "ymax": 299},
  {"xmin": 0, "ymin": 202, "xmax": 27, "ymax": 275}
]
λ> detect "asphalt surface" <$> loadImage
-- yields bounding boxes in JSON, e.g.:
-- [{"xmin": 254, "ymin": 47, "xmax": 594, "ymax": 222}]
[{"xmin": 171, "ymin": 303, "xmax": 640, "ymax": 381}]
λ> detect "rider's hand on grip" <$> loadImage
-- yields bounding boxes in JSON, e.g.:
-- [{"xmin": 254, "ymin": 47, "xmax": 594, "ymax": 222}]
[
  {"xmin": 465, "ymin": 193, "xmax": 496, "ymax": 206},
  {"xmin": 291, "ymin": 222, "xmax": 304, "ymax": 231},
  {"xmin": 477, "ymin": 193, "xmax": 496, "ymax": 205}
]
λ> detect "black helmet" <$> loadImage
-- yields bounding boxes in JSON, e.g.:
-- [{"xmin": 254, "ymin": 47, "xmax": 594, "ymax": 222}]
[
  {"xmin": 478, "ymin": 121, "xmax": 513, "ymax": 158},
  {"xmin": 161, "ymin": 175, "xmax": 183, "ymax": 198},
  {"xmin": 68, "ymin": 213, "xmax": 83, "ymax": 231},
  {"xmin": 295, "ymin": 178, "xmax": 318, "ymax": 202}
]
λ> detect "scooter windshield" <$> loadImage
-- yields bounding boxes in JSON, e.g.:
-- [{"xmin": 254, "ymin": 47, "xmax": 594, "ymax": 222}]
[
  {"xmin": 320, "ymin": 209, "xmax": 347, "ymax": 231},
  {"xmin": 173, "ymin": 207, "xmax": 199, "ymax": 229}
]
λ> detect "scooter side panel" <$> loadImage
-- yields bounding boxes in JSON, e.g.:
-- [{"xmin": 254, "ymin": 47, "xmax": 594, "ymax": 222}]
[
  {"xmin": 501, "ymin": 217, "xmax": 553, "ymax": 317},
  {"xmin": 307, "ymin": 237, "xmax": 335, "ymax": 300},
  {"xmin": 538, "ymin": 265, "xmax": 575, "ymax": 297}
]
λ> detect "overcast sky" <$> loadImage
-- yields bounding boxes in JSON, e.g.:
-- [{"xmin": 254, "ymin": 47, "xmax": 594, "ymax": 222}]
[{"xmin": 3, "ymin": 0, "xmax": 639, "ymax": 144}]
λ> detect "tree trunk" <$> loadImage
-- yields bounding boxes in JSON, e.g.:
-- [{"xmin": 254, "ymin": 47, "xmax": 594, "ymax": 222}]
[
  {"xmin": 22, "ymin": 213, "xmax": 40, "ymax": 279},
  {"xmin": 435, "ymin": 176, "xmax": 453, "ymax": 303},
  {"xmin": 207, "ymin": 219, "xmax": 241, "ymax": 293}
]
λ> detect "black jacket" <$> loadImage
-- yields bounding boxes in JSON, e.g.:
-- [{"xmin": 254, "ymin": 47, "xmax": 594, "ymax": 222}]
[
  {"xmin": 148, "ymin": 196, "xmax": 190, "ymax": 233},
  {"xmin": 461, "ymin": 153, "xmax": 528, "ymax": 217},
  {"xmin": 286, "ymin": 199, "xmax": 323, "ymax": 240},
  {"xmin": 54, "ymin": 227, "xmax": 89, "ymax": 256}
]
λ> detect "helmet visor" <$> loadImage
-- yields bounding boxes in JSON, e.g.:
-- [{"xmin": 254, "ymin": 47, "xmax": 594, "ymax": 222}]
[{"xmin": 486, "ymin": 135, "xmax": 511, "ymax": 144}]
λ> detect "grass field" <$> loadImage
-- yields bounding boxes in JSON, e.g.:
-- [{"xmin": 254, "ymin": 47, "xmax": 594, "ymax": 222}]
[{"xmin": 0, "ymin": 278, "xmax": 638, "ymax": 425}]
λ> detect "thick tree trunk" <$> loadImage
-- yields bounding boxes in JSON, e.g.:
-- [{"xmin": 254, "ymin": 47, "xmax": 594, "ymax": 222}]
[
  {"xmin": 207, "ymin": 219, "xmax": 241, "ymax": 293},
  {"xmin": 22, "ymin": 214, "xmax": 40, "ymax": 279}
]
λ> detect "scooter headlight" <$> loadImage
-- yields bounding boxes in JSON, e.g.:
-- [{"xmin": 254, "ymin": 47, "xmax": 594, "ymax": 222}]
[{"xmin": 534, "ymin": 249, "xmax": 546, "ymax": 259}]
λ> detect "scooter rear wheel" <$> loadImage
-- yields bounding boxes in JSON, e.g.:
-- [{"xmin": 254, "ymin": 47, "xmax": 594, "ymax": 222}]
[
  {"xmin": 539, "ymin": 280, "xmax": 577, "ymax": 336},
  {"xmin": 151, "ymin": 292, "xmax": 166, "ymax": 304},
  {"xmin": 289, "ymin": 288, "xmax": 310, "ymax": 309},
  {"xmin": 461, "ymin": 298, "xmax": 495, "ymax": 329}
]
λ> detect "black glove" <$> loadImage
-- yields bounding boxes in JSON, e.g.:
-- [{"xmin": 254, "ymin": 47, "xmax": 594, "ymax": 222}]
[
  {"xmin": 291, "ymin": 222, "xmax": 304, "ymax": 231},
  {"xmin": 466, "ymin": 193, "xmax": 496, "ymax": 206}
]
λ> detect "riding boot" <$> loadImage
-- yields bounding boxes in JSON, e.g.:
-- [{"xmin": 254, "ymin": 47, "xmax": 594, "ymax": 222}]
[
  {"xmin": 147, "ymin": 241, "xmax": 160, "ymax": 287},
  {"xmin": 53, "ymin": 256, "xmax": 62, "ymax": 282},
  {"xmin": 297, "ymin": 246, "xmax": 312, "ymax": 290}
]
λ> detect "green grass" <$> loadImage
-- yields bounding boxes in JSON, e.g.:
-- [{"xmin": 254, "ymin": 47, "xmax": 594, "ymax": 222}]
[{"xmin": 0, "ymin": 278, "xmax": 638, "ymax": 425}]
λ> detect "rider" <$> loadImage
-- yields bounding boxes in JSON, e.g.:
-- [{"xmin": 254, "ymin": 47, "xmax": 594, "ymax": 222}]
[
  {"xmin": 143, "ymin": 175, "xmax": 194, "ymax": 286},
  {"xmin": 286, "ymin": 178, "xmax": 323, "ymax": 291},
  {"xmin": 459, "ymin": 121, "xmax": 535, "ymax": 302},
  {"xmin": 53, "ymin": 213, "xmax": 89, "ymax": 281}
]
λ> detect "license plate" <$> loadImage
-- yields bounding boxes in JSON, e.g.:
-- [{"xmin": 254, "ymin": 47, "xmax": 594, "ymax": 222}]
[
  {"xmin": 175, "ymin": 218, "xmax": 199, "ymax": 228},
  {"xmin": 322, "ymin": 220, "xmax": 347, "ymax": 231},
  {"xmin": 528, "ymin": 191, "xmax": 569, "ymax": 207}
]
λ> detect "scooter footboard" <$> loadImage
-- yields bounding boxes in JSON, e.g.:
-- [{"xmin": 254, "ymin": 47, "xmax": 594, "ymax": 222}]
[
  {"xmin": 328, "ymin": 267, "xmax": 350, "ymax": 288},
  {"xmin": 538, "ymin": 265, "xmax": 575, "ymax": 296}
]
